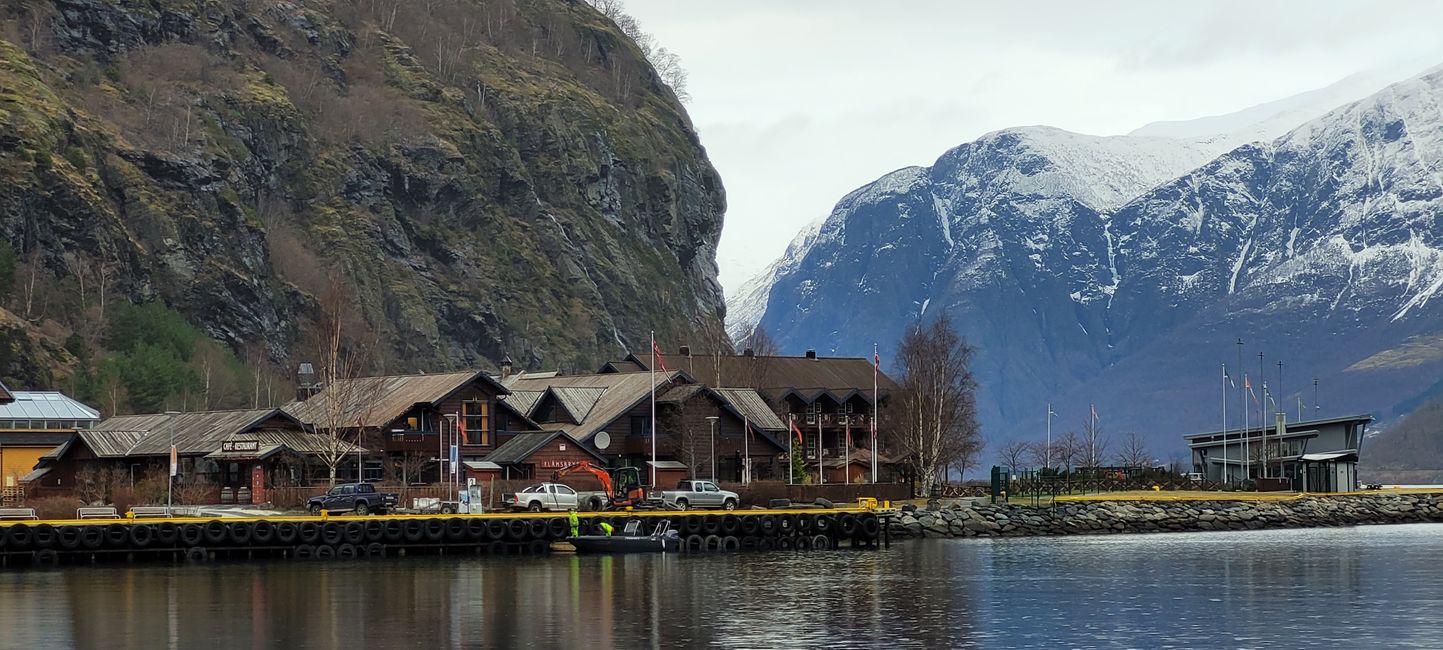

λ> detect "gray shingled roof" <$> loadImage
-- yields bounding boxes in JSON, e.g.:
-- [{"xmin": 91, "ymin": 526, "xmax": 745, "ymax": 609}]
[
  {"xmin": 608, "ymin": 352, "xmax": 899, "ymax": 401},
  {"xmin": 713, "ymin": 388, "xmax": 786, "ymax": 431},
  {"xmin": 91, "ymin": 408, "xmax": 302, "ymax": 456},
  {"xmin": 284, "ymin": 370, "xmax": 511, "ymax": 429},
  {"xmin": 503, "ymin": 371, "xmax": 687, "ymax": 444},
  {"xmin": 551, "ymin": 386, "xmax": 608, "ymax": 422},
  {"xmin": 504, "ymin": 390, "xmax": 544, "ymax": 417}
]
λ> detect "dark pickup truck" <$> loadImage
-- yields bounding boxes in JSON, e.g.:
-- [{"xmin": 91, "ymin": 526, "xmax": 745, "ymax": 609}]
[{"xmin": 307, "ymin": 483, "xmax": 399, "ymax": 515}]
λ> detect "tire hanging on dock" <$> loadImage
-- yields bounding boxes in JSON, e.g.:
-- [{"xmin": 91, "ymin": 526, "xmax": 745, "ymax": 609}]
[
  {"xmin": 810, "ymin": 535, "xmax": 832, "ymax": 551},
  {"xmin": 252, "ymin": 521, "xmax": 276, "ymax": 545},
  {"xmin": 156, "ymin": 523, "xmax": 179, "ymax": 547},
  {"xmin": 275, "ymin": 522, "xmax": 299, "ymax": 544},
  {"xmin": 422, "ymin": 519, "xmax": 446, "ymax": 542},
  {"xmin": 31, "ymin": 524, "xmax": 56, "ymax": 549},
  {"xmin": 444, "ymin": 518, "xmax": 467, "ymax": 542},
  {"xmin": 185, "ymin": 547, "xmax": 208, "ymax": 563},
  {"xmin": 320, "ymin": 522, "xmax": 344, "ymax": 546},
  {"xmin": 108, "ymin": 523, "xmax": 133, "ymax": 547},
  {"xmin": 298, "ymin": 521, "xmax": 321, "ymax": 544},
  {"xmin": 56, "ymin": 526, "xmax": 81, "ymax": 550},
  {"xmin": 839, "ymin": 515, "xmax": 859, "ymax": 538},
  {"xmin": 129, "ymin": 524, "xmax": 155, "ymax": 548},
  {"xmin": 202, "ymin": 521, "xmax": 228, "ymax": 546},
  {"xmin": 365, "ymin": 520, "xmax": 386, "ymax": 543},
  {"xmin": 179, "ymin": 523, "xmax": 204, "ymax": 546},
  {"xmin": 81, "ymin": 525, "xmax": 105, "ymax": 550},
  {"xmin": 343, "ymin": 522, "xmax": 366, "ymax": 545},
  {"xmin": 227, "ymin": 522, "xmax": 252, "ymax": 546}
]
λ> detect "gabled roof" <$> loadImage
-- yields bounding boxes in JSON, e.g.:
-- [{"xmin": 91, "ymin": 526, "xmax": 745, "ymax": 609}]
[
  {"xmin": 606, "ymin": 352, "xmax": 899, "ymax": 403},
  {"xmin": 504, "ymin": 390, "xmax": 545, "ymax": 417},
  {"xmin": 551, "ymin": 386, "xmax": 608, "ymax": 422},
  {"xmin": 485, "ymin": 429, "xmax": 606, "ymax": 465},
  {"xmin": 0, "ymin": 379, "xmax": 13, "ymax": 404},
  {"xmin": 713, "ymin": 388, "xmax": 786, "ymax": 431},
  {"xmin": 0, "ymin": 391, "xmax": 101, "ymax": 423},
  {"xmin": 503, "ymin": 371, "xmax": 688, "ymax": 444},
  {"xmin": 93, "ymin": 408, "xmax": 304, "ymax": 456},
  {"xmin": 284, "ymin": 370, "xmax": 509, "ymax": 429}
]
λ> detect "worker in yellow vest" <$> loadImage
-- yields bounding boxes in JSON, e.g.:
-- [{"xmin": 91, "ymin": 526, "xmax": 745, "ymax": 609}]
[
  {"xmin": 599, "ymin": 521, "xmax": 614, "ymax": 536},
  {"xmin": 567, "ymin": 509, "xmax": 580, "ymax": 537}
]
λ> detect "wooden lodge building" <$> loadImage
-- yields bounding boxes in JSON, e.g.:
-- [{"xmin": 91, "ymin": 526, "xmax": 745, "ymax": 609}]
[
  {"xmin": 28, "ymin": 408, "xmax": 352, "ymax": 504},
  {"xmin": 599, "ymin": 348, "xmax": 903, "ymax": 483},
  {"xmin": 498, "ymin": 370, "xmax": 789, "ymax": 484}
]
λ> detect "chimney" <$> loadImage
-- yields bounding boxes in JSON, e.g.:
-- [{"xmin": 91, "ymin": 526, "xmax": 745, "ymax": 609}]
[
  {"xmin": 679, "ymin": 345, "xmax": 691, "ymax": 357},
  {"xmin": 805, "ymin": 349, "xmax": 817, "ymax": 360},
  {"xmin": 743, "ymin": 348, "xmax": 754, "ymax": 357},
  {"xmin": 295, "ymin": 362, "xmax": 318, "ymax": 401},
  {"xmin": 500, "ymin": 356, "xmax": 514, "ymax": 380}
]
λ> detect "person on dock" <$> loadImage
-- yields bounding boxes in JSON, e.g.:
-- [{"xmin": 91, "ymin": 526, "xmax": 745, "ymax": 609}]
[
  {"xmin": 599, "ymin": 521, "xmax": 613, "ymax": 536},
  {"xmin": 568, "ymin": 508, "xmax": 580, "ymax": 537}
]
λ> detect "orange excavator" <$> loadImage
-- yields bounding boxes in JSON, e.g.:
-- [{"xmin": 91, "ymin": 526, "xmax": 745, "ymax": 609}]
[{"xmin": 552, "ymin": 461, "xmax": 655, "ymax": 510}]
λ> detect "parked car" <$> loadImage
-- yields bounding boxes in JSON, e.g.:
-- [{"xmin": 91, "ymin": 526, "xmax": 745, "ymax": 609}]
[
  {"xmin": 503, "ymin": 483, "xmax": 580, "ymax": 512},
  {"xmin": 660, "ymin": 480, "xmax": 739, "ymax": 511},
  {"xmin": 307, "ymin": 483, "xmax": 399, "ymax": 515}
]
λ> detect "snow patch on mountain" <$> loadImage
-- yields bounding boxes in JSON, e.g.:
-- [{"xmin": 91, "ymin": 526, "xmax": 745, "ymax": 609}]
[{"xmin": 725, "ymin": 215, "xmax": 827, "ymax": 342}]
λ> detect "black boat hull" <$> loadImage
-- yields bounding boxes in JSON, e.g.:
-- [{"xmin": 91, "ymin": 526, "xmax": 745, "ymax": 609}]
[{"xmin": 567, "ymin": 535, "xmax": 679, "ymax": 554}]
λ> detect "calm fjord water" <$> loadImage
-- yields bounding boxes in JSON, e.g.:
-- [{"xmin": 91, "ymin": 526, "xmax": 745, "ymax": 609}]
[{"xmin": 3, "ymin": 524, "xmax": 1440, "ymax": 649}]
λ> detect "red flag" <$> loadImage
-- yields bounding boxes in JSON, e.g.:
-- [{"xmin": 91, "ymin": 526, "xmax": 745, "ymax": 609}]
[
  {"xmin": 458, "ymin": 413, "xmax": 468, "ymax": 445},
  {"xmin": 874, "ymin": 351, "xmax": 880, "ymax": 369},
  {"xmin": 652, "ymin": 340, "xmax": 668, "ymax": 372},
  {"xmin": 789, "ymin": 418, "xmax": 803, "ymax": 444}
]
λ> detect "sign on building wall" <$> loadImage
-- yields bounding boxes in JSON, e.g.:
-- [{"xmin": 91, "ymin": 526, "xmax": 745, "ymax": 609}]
[{"xmin": 221, "ymin": 440, "xmax": 261, "ymax": 453}]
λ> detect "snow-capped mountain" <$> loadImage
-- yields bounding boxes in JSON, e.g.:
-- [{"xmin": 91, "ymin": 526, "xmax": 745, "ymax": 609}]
[{"xmin": 732, "ymin": 65, "xmax": 1443, "ymax": 451}]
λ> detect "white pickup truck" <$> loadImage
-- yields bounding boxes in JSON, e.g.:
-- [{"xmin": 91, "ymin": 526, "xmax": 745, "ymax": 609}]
[
  {"xmin": 503, "ymin": 483, "xmax": 579, "ymax": 512},
  {"xmin": 660, "ymin": 480, "xmax": 740, "ymax": 511}
]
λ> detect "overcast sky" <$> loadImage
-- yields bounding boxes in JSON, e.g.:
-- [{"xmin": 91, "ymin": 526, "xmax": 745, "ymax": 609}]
[{"xmin": 623, "ymin": 0, "xmax": 1443, "ymax": 294}]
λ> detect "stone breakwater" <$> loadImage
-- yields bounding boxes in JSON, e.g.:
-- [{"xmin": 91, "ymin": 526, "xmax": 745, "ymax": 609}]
[{"xmin": 890, "ymin": 494, "xmax": 1443, "ymax": 539}]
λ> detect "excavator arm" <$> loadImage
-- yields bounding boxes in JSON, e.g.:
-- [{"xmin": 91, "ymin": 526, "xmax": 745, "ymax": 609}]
[{"xmin": 552, "ymin": 461, "xmax": 614, "ymax": 497}]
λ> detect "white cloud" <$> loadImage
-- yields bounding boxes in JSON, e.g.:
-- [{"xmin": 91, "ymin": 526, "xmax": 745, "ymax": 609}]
[{"xmin": 624, "ymin": 0, "xmax": 1443, "ymax": 292}]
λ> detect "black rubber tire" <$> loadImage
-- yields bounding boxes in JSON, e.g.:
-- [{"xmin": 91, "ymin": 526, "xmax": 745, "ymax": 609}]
[
  {"xmin": 293, "ymin": 544, "xmax": 314, "ymax": 559},
  {"xmin": 778, "ymin": 515, "xmax": 797, "ymax": 535},
  {"xmin": 57, "ymin": 526, "xmax": 82, "ymax": 550},
  {"xmin": 506, "ymin": 519, "xmax": 529, "ymax": 542},
  {"xmin": 343, "ymin": 521, "xmax": 366, "ymax": 545},
  {"xmin": 298, "ymin": 521, "xmax": 321, "ymax": 544},
  {"xmin": 703, "ymin": 534, "xmax": 723, "ymax": 552},
  {"xmin": 794, "ymin": 535, "xmax": 812, "ymax": 551},
  {"xmin": 759, "ymin": 516, "xmax": 778, "ymax": 536},
  {"xmin": 252, "ymin": 520, "xmax": 276, "ymax": 545},
  {"xmin": 814, "ymin": 497, "xmax": 834, "ymax": 509},
  {"xmin": 684, "ymin": 534, "xmax": 705, "ymax": 552},
  {"xmin": 185, "ymin": 547, "xmax": 208, "ymax": 563},
  {"xmin": 722, "ymin": 498, "xmax": 738, "ymax": 511},
  {"xmin": 107, "ymin": 523, "xmax": 133, "ymax": 547},
  {"xmin": 444, "ymin": 518, "xmax": 467, "ymax": 541},
  {"xmin": 527, "ymin": 501, "xmax": 542, "ymax": 513},
  {"xmin": 336, "ymin": 543, "xmax": 359, "ymax": 560},
  {"xmin": 422, "ymin": 519, "xmax": 446, "ymax": 542},
  {"xmin": 487, "ymin": 520, "xmax": 508, "ymax": 541},
  {"xmin": 674, "ymin": 498, "xmax": 689, "ymax": 511},
  {"xmin": 365, "ymin": 542, "xmax": 386, "ymax": 559},
  {"xmin": 487, "ymin": 540, "xmax": 507, "ymax": 556},
  {"xmin": 81, "ymin": 525, "xmax": 105, "ymax": 550},
  {"xmin": 156, "ymin": 523, "xmax": 179, "ymax": 547},
  {"xmin": 227, "ymin": 522, "xmax": 252, "ymax": 546},
  {"xmin": 527, "ymin": 539, "xmax": 550, "ymax": 555},
  {"xmin": 383, "ymin": 520, "xmax": 405, "ymax": 543},
  {"xmin": 739, "ymin": 516, "xmax": 760, "ymax": 536},
  {"xmin": 796, "ymin": 515, "xmax": 815, "ymax": 535},
  {"xmin": 860, "ymin": 515, "xmax": 881, "ymax": 540},
  {"xmin": 354, "ymin": 501, "xmax": 371, "ymax": 516},
  {"xmin": 721, "ymin": 536, "xmax": 741, "ymax": 551},
  {"xmin": 309, "ymin": 504, "xmax": 322, "ymax": 516},
  {"xmin": 757, "ymin": 537, "xmax": 776, "ymax": 551},
  {"xmin": 275, "ymin": 522, "xmax": 298, "ymax": 544},
  {"xmin": 741, "ymin": 536, "xmax": 758, "ymax": 551},
  {"xmin": 202, "ymin": 521, "xmax": 228, "ymax": 546},
  {"xmin": 31, "ymin": 524, "xmax": 57, "ymax": 549},
  {"xmin": 129, "ymin": 524, "xmax": 155, "ymax": 548},
  {"xmin": 314, "ymin": 545, "xmax": 336, "ymax": 560},
  {"xmin": 546, "ymin": 518, "xmax": 569, "ymax": 540},
  {"xmin": 681, "ymin": 516, "xmax": 703, "ymax": 535},
  {"xmin": 364, "ymin": 520, "xmax": 385, "ymax": 543},
  {"xmin": 527, "ymin": 519, "xmax": 548, "ymax": 540},
  {"xmin": 813, "ymin": 515, "xmax": 834, "ymax": 535},
  {"xmin": 34, "ymin": 548, "xmax": 60, "ymax": 565},
  {"xmin": 403, "ymin": 520, "xmax": 425, "ymax": 543},
  {"xmin": 586, "ymin": 496, "xmax": 604, "ymax": 511},
  {"xmin": 839, "ymin": 514, "xmax": 860, "ymax": 538},
  {"xmin": 721, "ymin": 515, "xmax": 741, "ymax": 535},
  {"xmin": 702, "ymin": 516, "xmax": 723, "ymax": 536},
  {"xmin": 7, "ymin": 524, "xmax": 32, "ymax": 550},
  {"xmin": 811, "ymin": 534, "xmax": 832, "ymax": 551},
  {"xmin": 776, "ymin": 536, "xmax": 793, "ymax": 551},
  {"xmin": 179, "ymin": 523, "xmax": 204, "ymax": 547},
  {"xmin": 466, "ymin": 519, "xmax": 487, "ymax": 542},
  {"xmin": 320, "ymin": 522, "xmax": 344, "ymax": 546}
]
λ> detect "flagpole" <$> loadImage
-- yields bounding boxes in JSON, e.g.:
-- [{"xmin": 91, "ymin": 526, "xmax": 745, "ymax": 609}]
[
  {"xmin": 650, "ymin": 330, "xmax": 656, "ymax": 488},
  {"xmin": 1243, "ymin": 374, "xmax": 1250, "ymax": 481},
  {"xmin": 1221, "ymin": 364, "xmax": 1228, "ymax": 484},
  {"xmin": 743, "ymin": 416, "xmax": 750, "ymax": 485},
  {"xmin": 844, "ymin": 418, "xmax": 850, "ymax": 486},
  {"xmin": 817, "ymin": 415, "xmax": 824, "ymax": 485},
  {"xmin": 788, "ymin": 414, "xmax": 795, "ymax": 486},
  {"xmin": 1046, "ymin": 403, "xmax": 1052, "ymax": 473}
]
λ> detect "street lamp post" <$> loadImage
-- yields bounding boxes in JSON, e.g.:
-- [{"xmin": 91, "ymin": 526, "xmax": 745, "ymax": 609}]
[{"xmin": 706, "ymin": 416, "xmax": 719, "ymax": 482}]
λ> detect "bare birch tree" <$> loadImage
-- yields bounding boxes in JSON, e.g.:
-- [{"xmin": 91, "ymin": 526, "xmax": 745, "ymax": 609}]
[
  {"xmin": 996, "ymin": 440, "xmax": 1029, "ymax": 472},
  {"xmin": 1115, "ymin": 432, "xmax": 1152, "ymax": 469},
  {"xmin": 308, "ymin": 273, "xmax": 385, "ymax": 486},
  {"xmin": 894, "ymin": 314, "xmax": 981, "ymax": 497}
]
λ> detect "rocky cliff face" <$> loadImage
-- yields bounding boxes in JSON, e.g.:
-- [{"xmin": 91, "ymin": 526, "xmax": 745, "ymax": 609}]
[
  {"xmin": 0, "ymin": 0, "xmax": 725, "ymax": 390},
  {"xmin": 736, "ymin": 67, "xmax": 1443, "ymax": 450}
]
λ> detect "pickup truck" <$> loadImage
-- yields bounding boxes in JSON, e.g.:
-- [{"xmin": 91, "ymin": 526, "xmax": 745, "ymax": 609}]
[
  {"xmin": 307, "ymin": 483, "xmax": 399, "ymax": 515},
  {"xmin": 660, "ymin": 480, "xmax": 739, "ymax": 511},
  {"xmin": 503, "ymin": 483, "xmax": 580, "ymax": 512}
]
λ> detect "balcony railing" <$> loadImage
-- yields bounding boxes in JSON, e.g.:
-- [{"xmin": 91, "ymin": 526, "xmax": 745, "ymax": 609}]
[{"xmin": 795, "ymin": 413, "xmax": 870, "ymax": 426}]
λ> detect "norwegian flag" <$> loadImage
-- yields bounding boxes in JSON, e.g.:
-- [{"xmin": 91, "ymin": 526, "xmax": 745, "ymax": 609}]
[
  {"xmin": 789, "ymin": 417, "xmax": 803, "ymax": 444},
  {"xmin": 652, "ymin": 339, "xmax": 668, "ymax": 372}
]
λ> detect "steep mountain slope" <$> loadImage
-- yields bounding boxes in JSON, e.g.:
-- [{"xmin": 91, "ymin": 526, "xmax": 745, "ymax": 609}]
[
  {"xmin": 738, "ymin": 66, "xmax": 1443, "ymax": 453},
  {"xmin": 0, "ymin": 0, "xmax": 726, "ymax": 395}
]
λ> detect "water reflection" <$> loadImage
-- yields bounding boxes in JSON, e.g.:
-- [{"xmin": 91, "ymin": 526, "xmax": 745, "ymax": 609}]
[{"xmin": 1, "ymin": 525, "xmax": 1441, "ymax": 648}]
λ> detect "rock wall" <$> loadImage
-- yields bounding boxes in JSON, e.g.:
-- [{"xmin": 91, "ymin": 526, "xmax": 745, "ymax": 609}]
[{"xmin": 889, "ymin": 494, "xmax": 1443, "ymax": 539}]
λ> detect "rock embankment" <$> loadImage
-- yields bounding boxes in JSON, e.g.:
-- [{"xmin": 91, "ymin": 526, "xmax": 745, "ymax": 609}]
[{"xmin": 889, "ymin": 493, "xmax": 1443, "ymax": 539}]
